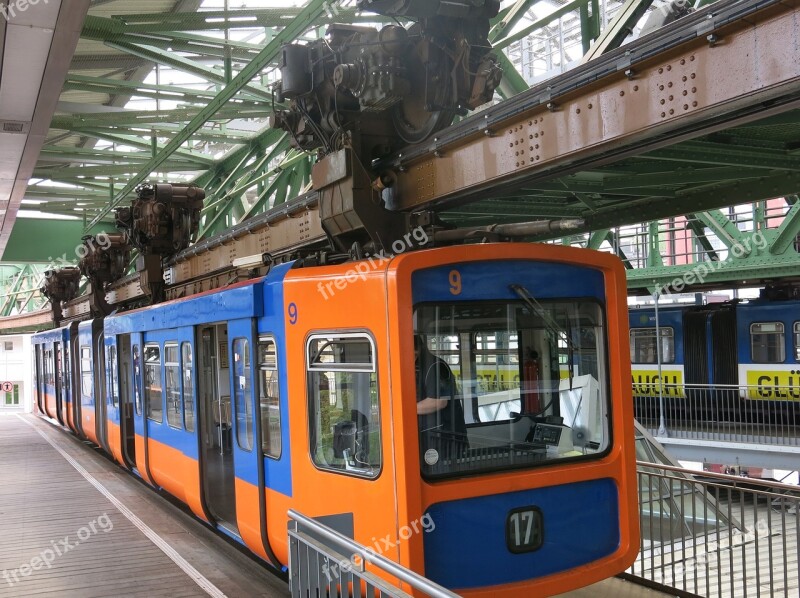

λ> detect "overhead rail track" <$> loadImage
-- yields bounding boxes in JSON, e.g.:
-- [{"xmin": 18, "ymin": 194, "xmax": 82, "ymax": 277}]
[
  {"xmin": 374, "ymin": 0, "xmax": 800, "ymax": 230},
  {"xmin": 2, "ymin": 0, "xmax": 799, "ymax": 333}
]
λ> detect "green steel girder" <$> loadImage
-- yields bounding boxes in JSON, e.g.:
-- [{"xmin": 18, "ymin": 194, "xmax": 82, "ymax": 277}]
[
  {"xmin": 580, "ymin": 170, "xmax": 800, "ymax": 232},
  {"xmin": 24, "ymin": 188, "xmax": 110, "ymax": 201},
  {"xmin": 587, "ymin": 228, "xmax": 611, "ymax": 250},
  {"xmin": 490, "ymin": 0, "xmax": 541, "ymax": 40},
  {"xmin": 50, "ymin": 106, "xmax": 272, "ymax": 129},
  {"xmin": 69, "ymin": 130, "xmax": 217, "ymax": 165},
  {"xmin": 198, "ymin": 140, "xmax": 301, "ymax": 238},
  {"xmin": 193, "ymin": 128, "xmax": 285, "ymax": 190},
  {"xmin": 694, "ymin": 209, "xmax": 750, "ymax": 254},
  {"xmin": 599, "ymin": 167, "xmax": 766, "ymax": 191},
  {"xmin": 647, "ymin": 221, "xmax": 663, "ymax": 267},
  {"xmin": 115, "ymin": 124, "xmax": 255, "ymax": 143},
  {"xmin": 86, "ymin": 0, "xmax": 329, "ymax": 232},
  {"xmin": 686, "ymin": 217, "xmax": 721, "ymax": 262},
  {"xmin": 579, "ymin": 0, "xmax": 601, "ymax": 54},
  {"xmin": 0, "ymin": 265, "xmax": 31, "ymax": 317},
  {"xmin": 34, "ymin": 162, "xmax": 204, "ymax": 178},
  {"xmin": 39, "ymin": 145, "xmax": 188, "ymax": 164},
  {"xmin": 200, "ymin": 143, "xmax": 277, "ymax": 214},
  {"xmin": 239, "ymin": 152, "xmax": 310, "ymax": 223},
  {"xmin": 642, "ymin": 142, "xmax": 800, "ymax": 171},
  {"xmin": 63, "ymin": 74, "xmax": 265, "ymax": 105},
  {"xmin": 626, "ymin": 240, "xmax": 800, "ymax": 292},
  {"xmin": 769, "ymin": 201, "xmax": 800, "ymax": 254},
  {"xmin": 82, "ymin": 15, "xmax": 269, "ymax": 62},
  {"xmin": 493, "ymin": 0, "xmax": 591, "ymax": 51},
  {"xmin": 107, "ymin": 8, "xmax": 390, "ymax": 33},
  {"xmin": 103, "ymin": 41, "xmax": 274, "ymax": 101},
  {"xmin": 70, "ymin": 124, "xmax": 253, "ymax": 145},
  {"xmin": 581, "ymin": 0, "xmax": 655, "ymax": 62}
]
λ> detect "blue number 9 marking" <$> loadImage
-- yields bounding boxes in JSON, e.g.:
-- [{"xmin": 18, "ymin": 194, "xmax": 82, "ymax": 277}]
[{"xmin": 288, "ymin": 302, "xmax": 298, "ymax": 325}]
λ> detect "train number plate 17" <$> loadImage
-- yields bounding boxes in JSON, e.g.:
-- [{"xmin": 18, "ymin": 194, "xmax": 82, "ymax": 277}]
[{"xmin": 506, "ymin": 506, "xmax": 544, "ymax": 553}]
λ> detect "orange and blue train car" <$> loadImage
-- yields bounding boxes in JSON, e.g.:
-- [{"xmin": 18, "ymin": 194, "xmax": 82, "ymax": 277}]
[{"xmin": 32, "ymin": 242, "xmax": 639, "ymax": 596}]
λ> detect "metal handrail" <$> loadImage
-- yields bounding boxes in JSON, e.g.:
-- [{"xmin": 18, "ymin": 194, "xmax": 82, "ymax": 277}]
[
  {"xmin": 638, "ymin": 461, "xmax": 800, "ymax": 493},
  {"xmin": 630, "ymin": 461, "xmax": 799, "ymax": 597},
  {"xmin": 288, "ymin": 509, "xmax": 460, "ymax": 598}
]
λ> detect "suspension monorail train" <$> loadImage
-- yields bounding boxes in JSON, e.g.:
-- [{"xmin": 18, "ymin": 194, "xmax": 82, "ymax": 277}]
[
  {"xmin": 33, "ymin": 243, "xmax": 638, "ymax": 596},
  {"xmin": 629, "ymin": 296, "xmax": 800, "ymax": 400}
]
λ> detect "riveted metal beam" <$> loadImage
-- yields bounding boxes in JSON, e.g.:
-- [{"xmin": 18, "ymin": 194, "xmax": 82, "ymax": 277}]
[
  {"xmin": 86, "ymin": 0, "xmax": 329, "ymax": 232},
  {"xmin": 769, "ymin": 201, "xmax": 800, "ymax": 255},
  {"xmin": 581, "ymin": 0, "xmax": 655, "ymax": 62},
  {"xmin": 694, "ymin": 209, "xmax": 749, "ymax": 253},
  {"xmin": 381, "ymin": 0, "xmax": 800, "ymax": 219},
  {"xmin": 588, "ymin": 228, "xmax": 611, "ymax": 249}
]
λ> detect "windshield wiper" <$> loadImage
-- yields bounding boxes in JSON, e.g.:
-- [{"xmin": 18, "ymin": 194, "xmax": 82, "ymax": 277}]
[{"xmin": 509, "ymin": 283, "xmax": 575, "ymax": 389}]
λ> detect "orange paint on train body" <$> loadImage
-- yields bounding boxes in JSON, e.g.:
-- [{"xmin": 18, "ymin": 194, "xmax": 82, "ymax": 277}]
[
  {"xmin": 281, "ymin": 261, "xmax": 404, "ymax": 569},
  {"xmin": 44, "ymin": 391, "xmax": 58, "ymax": 421},
  {"xmin": 107, "ymin": 421, "xmax": 124, "ymax": 466},
  {"xmin": 82, "ymin": 407, "xmax": 99, "ymax": 446},
  {"xmin": 276, "ymin": 243, "xmax": 639, "ymax": 595},
  {"xmin": 34, "ymin": 242, "xmax": 638, "ymax": 595}
]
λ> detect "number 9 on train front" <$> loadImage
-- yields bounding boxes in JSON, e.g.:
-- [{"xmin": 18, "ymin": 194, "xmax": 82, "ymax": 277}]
[{"xmin": 506, "ymin": 506, "xmax": 544, "ymax": 554}]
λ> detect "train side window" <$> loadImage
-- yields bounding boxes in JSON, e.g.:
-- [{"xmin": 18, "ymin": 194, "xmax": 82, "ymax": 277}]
[
  {"xmin": 794, "ymin": 322, "xmax": 800, "ymax": 361},
  {"xmin": 182, "ymin": 343, "xmax": 195, "ymax": 432},
  {"xmin": 751, "ymin": 322, "xmax": 785, "ymax": 363},
  {"xmin": 63, "ymin": 345, "xmax": 70, "ymax": 395},
  {"xmin": 44, "ymin": 349, "xmax": 52, "ymax": 386},
  {"xmin": 80, "ymin": 346, "xmax": 92, "ymax": 401},
  {"xmin": 107, "ymin": 345, "xmax": 118, "ymax": 408},
  {"xmin": 145, "ymin": 344, "xmax": 163, "ymax": 423},
  {"xmin": 258, "ymin": 337, "xmax": 281, "ymax": 458},
  {"xmin": 133, "ymin": 344, "xmax": 142, "ymax": 416},
  {"xmin": 630, "ymin": 328, "xmax": 675, "ymax": 364},
  {"xmin": 233, "ymin": 338, "xmax": 253, "ymax": 451},
  {"xmin": 307, "ymin": 333, "xmax": 380, "ymax": 478},
  {"xmin": 55, "ymin": 344, "xmax": 62, "ymax": 391},
  {"xmin": 165, "ymin": 343, "xmax": 181, "ymax": 429}
]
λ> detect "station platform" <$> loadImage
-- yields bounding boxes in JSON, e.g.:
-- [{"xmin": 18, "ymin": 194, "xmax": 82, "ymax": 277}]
[
  {"xmin": 0, "ymin": 413, "xmax": 670, "ymax": 598},
  {"xmin": 0, "ymin": 413, "xmax": 286, "ymax": 597}
]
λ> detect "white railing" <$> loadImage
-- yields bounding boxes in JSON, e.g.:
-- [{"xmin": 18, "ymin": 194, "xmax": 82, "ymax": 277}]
[
  {"xmin": 629, "ymin": 462, "xmax": 800, "ymax": 597},
  {"xmin": 288, "ymin": 510, "xmax": 459, "ymax": 598},
  {"xmin": 633, "ymin": 384, "xmax": 800, "ymax": 445}
]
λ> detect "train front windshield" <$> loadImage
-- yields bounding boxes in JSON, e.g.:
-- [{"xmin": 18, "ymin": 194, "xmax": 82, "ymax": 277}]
[{"xmin": 414, "ymin": 298, "xmax": 610, "ymax": 478}]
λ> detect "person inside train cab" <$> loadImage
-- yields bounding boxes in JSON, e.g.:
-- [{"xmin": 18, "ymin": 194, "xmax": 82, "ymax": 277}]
[{"xmin": 414, "ymin": 335, "xmax": 467, "ymax": 462}]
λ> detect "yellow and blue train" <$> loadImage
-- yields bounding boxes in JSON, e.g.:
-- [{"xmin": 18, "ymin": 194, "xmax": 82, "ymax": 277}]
[{"xmin": 33, "ymin": 243, "xmax": 639, "ymax": 596}]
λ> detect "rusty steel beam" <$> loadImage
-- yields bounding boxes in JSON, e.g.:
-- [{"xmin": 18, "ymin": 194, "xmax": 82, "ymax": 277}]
[
  {"xmin": 379, "ymin": 0, "xmax": 800, "ymax": 212},
  {"xmin": 0, "ymin": 193, "xmax": 325, "ymax": 332}
]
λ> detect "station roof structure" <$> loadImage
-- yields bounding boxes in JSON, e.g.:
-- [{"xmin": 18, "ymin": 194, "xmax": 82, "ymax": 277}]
[{"xmin": 0, "ymin": 0, "xmax": 799, "ymax": 297}]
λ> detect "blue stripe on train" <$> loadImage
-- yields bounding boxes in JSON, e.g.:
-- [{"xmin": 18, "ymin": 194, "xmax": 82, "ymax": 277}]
[
  {"xmin": 412, "ymin": 261, "xmax": 605, "ymax": 304},
  {"xmin": 423, "ymin": 478, "xmax": 619, "ymax": 588}
]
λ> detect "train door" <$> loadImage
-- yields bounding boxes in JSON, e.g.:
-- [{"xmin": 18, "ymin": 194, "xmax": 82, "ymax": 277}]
[
  {"xmin": 61, "ymin": 331, "xmax": 77, "ymax": 433},
  {"xmin": 93, "ymin": 323, "xmax": 110, "ymax": 453},
  {"xmin": 54, "ymin": 341, "xmax": 65, "ymax": 426},
  {"xmin": 34, "ymin": 344, "xmax": 43, "ymax": 415},
  {"xmin": 70, "ymin": 325, "xmax": 84, "ymax": 437},
  {"xmin": 104, "ymin": 336, "xmax": 126, "ymax": 466},
  {"xmin": 228, "ymin": 318, "xmax": 271, "ymax": 553},
  {"xmin": 117, "ymin": 335, "xmax": 136, "ymax": 467},
  {"xmin": 130, "ymin": 334, "xmax": 155, "ymax": 484},
  {"xmin": 198, "ymin": 323, "xmax": 238, "ymax": 531}
]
